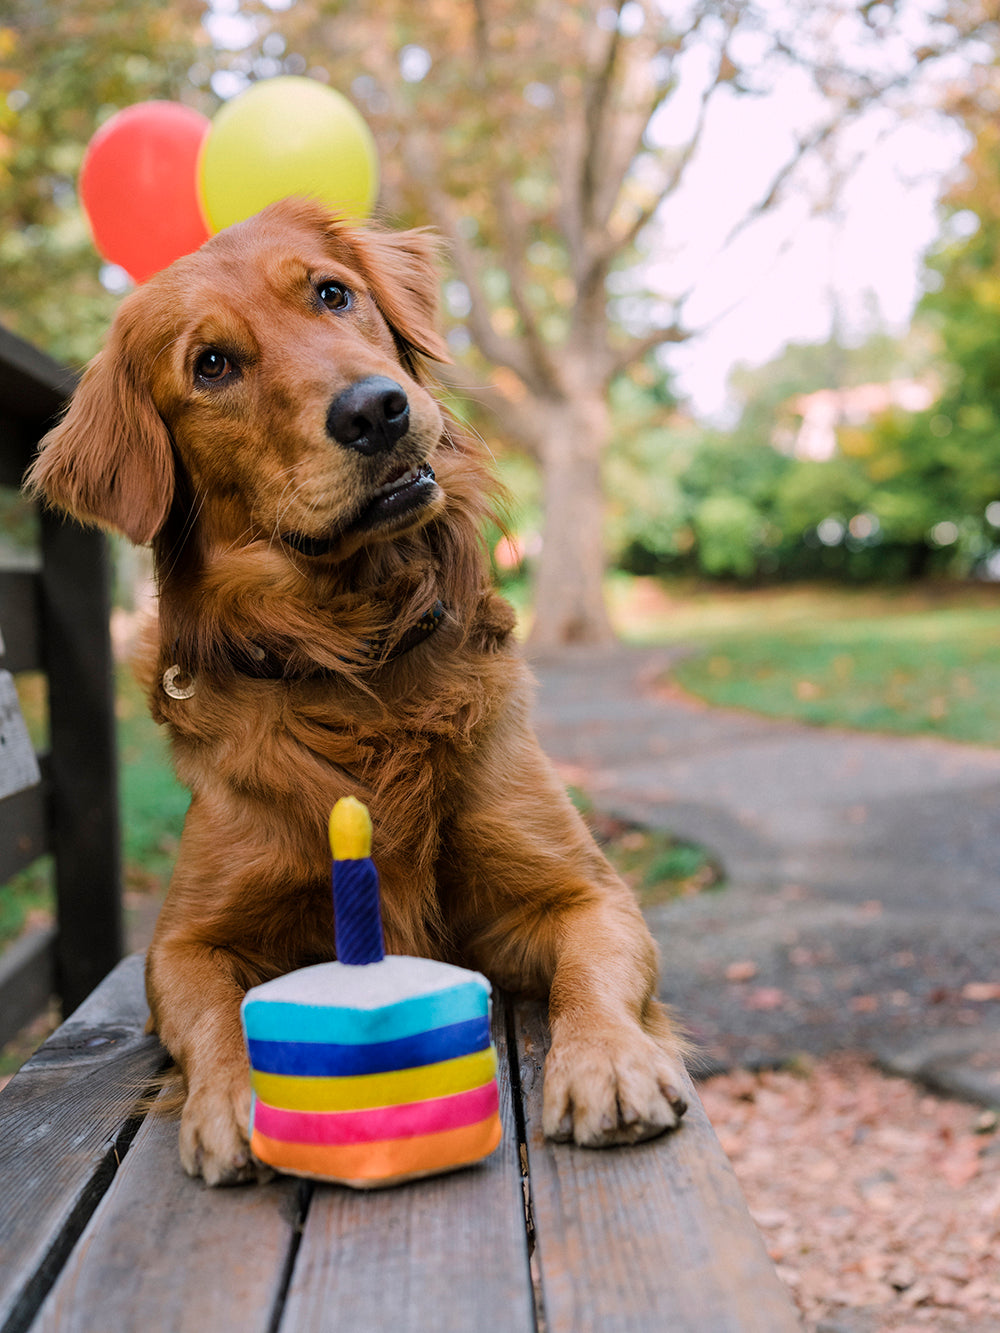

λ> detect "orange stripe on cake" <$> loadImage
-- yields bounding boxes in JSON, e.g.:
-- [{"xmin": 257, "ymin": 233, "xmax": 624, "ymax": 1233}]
[{"xmin": 251, "ymin": 1114, "xmax": 503, "ymax": 1185}]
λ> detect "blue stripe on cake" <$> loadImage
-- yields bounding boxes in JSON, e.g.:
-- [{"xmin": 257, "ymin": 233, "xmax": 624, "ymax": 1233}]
[
  {"xmin": 242, "ymin": 979, "xmax": 487, "ymax": 1046},
  {"xmin": 246, "ymin": 1015, "xmax": 491, "ymax": 1076}
]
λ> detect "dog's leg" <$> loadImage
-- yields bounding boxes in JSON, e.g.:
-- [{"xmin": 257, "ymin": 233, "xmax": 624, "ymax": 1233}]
[
  {"xmin": 444, "ymin": 726, "xmax": 689, "ymax": 1148},
  {"xmin": 538, "ymin": 898, "xmax": 689, "ymax": 1146},
  {"xmin": 145, "ymin": 797, "xmax": 331, "ymax": 1185},
  {"xmin": 146, "ymin": 933, "xmax": 269, "ymax": 1185}
]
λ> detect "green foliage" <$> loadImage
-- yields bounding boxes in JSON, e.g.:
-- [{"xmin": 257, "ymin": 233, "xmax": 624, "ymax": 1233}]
[
  {"xmin": 602, "ymin": 302, "xmax": 998, "ymax": 584},
  {"xmin": 0, "ymin": 0, "xmax": 208, "ymax": 362},
  {"xmin": 601, "ymin": 126, "xmax": 1000, "ymax": 588},
  {"xmin": 821, "ymin": 123, "xmax": 1000, "ymax": 576},
  {"xmin": 691, "ymin": 494, "xmax": 763, "ymax": 579},
  {"xmin": 604, "ymin": 373, "xmax": 697, "ymax": 570},
  {"xmin": 772, "ymin": 458, "xmax": 866, "ymax": 536}
]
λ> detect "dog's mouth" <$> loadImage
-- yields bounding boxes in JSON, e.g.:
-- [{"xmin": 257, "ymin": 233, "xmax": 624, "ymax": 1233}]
[{"xmin": 282, "ymin": 462, "xmax": 438, "ymax": 557}]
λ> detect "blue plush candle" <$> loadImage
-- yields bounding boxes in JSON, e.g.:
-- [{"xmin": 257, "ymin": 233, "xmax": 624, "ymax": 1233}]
[{"xmin": 329, "ymin": 798, "xmax": 385, "ymax": 966}]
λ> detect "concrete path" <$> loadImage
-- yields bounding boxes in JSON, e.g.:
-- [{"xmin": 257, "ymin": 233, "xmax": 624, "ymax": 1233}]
[{"xmin": 529, "ymin": 645, "xmax": 1000, "ymax": 1104}]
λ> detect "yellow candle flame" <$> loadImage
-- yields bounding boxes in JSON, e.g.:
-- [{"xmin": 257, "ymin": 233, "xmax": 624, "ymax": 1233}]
[{"xmin": 329, "ymin": 796, "xmax": 372, "ymax": 860}]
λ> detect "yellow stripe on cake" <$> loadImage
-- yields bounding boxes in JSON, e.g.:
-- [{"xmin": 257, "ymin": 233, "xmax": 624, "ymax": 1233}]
[{"xmin": 250, "ymin": 1047, "xmax": 497, "ymax": 1113}]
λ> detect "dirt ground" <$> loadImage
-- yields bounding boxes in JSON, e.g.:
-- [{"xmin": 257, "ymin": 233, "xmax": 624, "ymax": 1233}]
[{"xmin": 700, "ymin": 1054, "xmax": 1000, "ymax": 1333}]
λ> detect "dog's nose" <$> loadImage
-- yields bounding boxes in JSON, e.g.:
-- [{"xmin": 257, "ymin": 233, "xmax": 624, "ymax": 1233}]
[{"xmin": 326, "ymin": 376, "xmax": 410, "ymax": 455}]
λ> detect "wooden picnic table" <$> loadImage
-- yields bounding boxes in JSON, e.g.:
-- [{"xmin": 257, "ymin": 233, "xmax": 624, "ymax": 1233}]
[{"xmin": 0, "ymin": 953, "xmax": 801, "ymax": 1333}]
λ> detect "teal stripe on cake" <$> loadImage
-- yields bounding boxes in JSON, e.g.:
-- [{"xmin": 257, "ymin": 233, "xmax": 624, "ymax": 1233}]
[{"xmin": 242, "ymin": 979, "xmax": 488, "ymax": 1046}]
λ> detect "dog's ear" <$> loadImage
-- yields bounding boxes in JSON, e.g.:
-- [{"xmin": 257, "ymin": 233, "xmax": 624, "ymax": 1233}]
[
  {"xmin": 346, "ymin": 227, "xmax": 453, "ymax": 369},
  {"xmin": 25, "ymin": 342, "xmax": 174, "ymax": 547}
]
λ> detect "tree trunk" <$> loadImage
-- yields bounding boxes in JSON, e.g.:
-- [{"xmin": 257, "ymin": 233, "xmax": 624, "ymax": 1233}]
[{"xmin": 526, "ymin": 391, "xmax": 616, "ymax": 650}]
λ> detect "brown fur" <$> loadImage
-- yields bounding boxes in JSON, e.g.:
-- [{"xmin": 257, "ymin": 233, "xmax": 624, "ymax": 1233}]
[{"xmin": 26, "ymin": 199, "xmax": 688, "ymax": 1184}]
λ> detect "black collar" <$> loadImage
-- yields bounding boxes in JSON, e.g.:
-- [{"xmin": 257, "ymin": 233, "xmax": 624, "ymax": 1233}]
[{"xmin": 229, "ymin": 598, "xmax": 446, "ymax": 680}]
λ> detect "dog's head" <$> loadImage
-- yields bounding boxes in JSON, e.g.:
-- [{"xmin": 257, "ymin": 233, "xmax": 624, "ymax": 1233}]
[{"xmin": 26, "ymin": 198, "xmax": 455, "ymax": 560}]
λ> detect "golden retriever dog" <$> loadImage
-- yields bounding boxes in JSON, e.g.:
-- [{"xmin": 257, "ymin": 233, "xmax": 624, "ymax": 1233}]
[{"xmin": 27, "ymin": 198, "xmax": 688, "ymax": 1184}]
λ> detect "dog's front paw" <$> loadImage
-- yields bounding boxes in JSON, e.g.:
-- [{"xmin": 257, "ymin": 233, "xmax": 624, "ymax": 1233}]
[
  {"xmin": 179, "ymin": 1074, "xmax": 271, "ymax": 1186},
  {"xmin": 542, "ymin": 1027, "xmax": 688, "ymax": 1148}
]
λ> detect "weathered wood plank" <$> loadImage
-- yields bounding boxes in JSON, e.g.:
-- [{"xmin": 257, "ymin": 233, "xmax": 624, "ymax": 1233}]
[
  {"xmin": 0, "ymin": 669, "xmax": 41, "ymax": 800},
  {"xmin": 0, "ymin": 925, "xmax": 55, "ymax": 1047},
  {"xmin": 0, "ymin": 568, "xmax": 42, "ymax": 673},
  {"xmin": 513, "ymin": 1002, "xmax": 801, "ymax": 1333},
  {"xmin": 0, "ymin": 421, "xmax": 35, "ymax": 489},
  {"xmin": 37, "ymin": 512, "xmax": 122, "ymax": 1010},
  {"xmin": 0, "ymin": 780, "xmax": 48, "ymax": 883},
  {"xmin": 0, "ymin": 955, "xmax": 165, "ymax": 1333},
  {"xmin": 279, "ymin": 991, "xmax": 535, "ymax": 1333},
  {"xmin": 33, "ymin": 1101, "xmax": 303, "ymax": 1333},
  {"xmin": 0, "ymin": 324, "xmax": 75, "ymax": 438}
]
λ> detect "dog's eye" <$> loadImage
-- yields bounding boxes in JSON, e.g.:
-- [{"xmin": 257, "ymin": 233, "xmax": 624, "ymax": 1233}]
[
  {"xmin": 195, "ymin": 350, "xmax": 234, "ymax": 383},
  {"xmin": 318, "ymin": 281, "xmax": 353, "ymax": 313}
]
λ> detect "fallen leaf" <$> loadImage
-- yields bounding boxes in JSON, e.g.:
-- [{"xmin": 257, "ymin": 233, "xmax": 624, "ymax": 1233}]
[
  {"xmin": 939, "ymin": 1141, "xmax": 982, "ymax": 1189},
  {"xmin": 743, "ymin": 986, "xmax": 786, "ymax": 1011},
  {"xmin": 698, "ymin": 1054, "xmax": 1000, "ymax": 1331},
  {"xmin": 961, "ymin": 982, "xmax": 1000, "ymax": 1002}
]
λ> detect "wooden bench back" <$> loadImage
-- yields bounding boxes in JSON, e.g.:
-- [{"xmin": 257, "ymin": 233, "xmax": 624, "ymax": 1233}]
[{"xmin": 0, "ymin": 324, "xmax": 122, "ymax": 1042}]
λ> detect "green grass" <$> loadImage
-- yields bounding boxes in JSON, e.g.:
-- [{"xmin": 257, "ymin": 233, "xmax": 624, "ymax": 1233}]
[
  {"xmin": 618, "ymin": 580, "xmax": 1000, "ymax": 746},
  {"xmin": 0, "ymin": 859, "xmax": 54, "ymax": 951},
  {"xmin": 569, "ymin": 787, "xmax": 723, "ymax": 904}
]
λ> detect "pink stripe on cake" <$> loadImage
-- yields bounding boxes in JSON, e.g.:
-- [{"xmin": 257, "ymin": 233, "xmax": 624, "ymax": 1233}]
[{"xmin": 252, "ymin": 1080, "xmax": 499, "ymax": 1146}]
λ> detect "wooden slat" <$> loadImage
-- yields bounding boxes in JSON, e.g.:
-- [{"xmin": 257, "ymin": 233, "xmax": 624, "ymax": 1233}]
[
  {"xmin": 0, "ymin": 963, "xmax": 804, "ymax": 1333},
  {"xmin": 0, "ymin": 324, "xmax": 75, "ymax": 438},
  {"xmin": 0, "ymin": 954, "xmax": 165, "ymax": 1333},
  {"xmin": 0, "ymin": 925, "xmax": 55, "ymax": 1047},
  {"xmin": 513, "ymin": 1002, "xmax": 801, "ymax": 1333},
  {"xmin": 279, "ymin": 991, "xmax": 535, "ymax": 1333},
  {"xmin": 0, "ymin": 420, "xmax": 36, "ymax": 489},
  {"xmin": 38, "ymin": 511, "xmax": 122, "ymax": 1010},
  {"xmin": 33, "ymin": 1103, "xmax": 303, "ymax": 1333},
  {"xmin": 0, "ymin": 781, "xmax": 48, "ymax": 882},
  {"xmin": 0, "ymin": 669, "xmax": 41, "ymax": 800},
  {"xmin": 0, "ymin": 568, "xmax": 42, "ymax": 673}
]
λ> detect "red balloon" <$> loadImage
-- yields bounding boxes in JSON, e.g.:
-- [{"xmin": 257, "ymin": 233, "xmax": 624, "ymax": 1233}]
[{"xmin": 80, "ymin": 102, "xmax": 211, "ymax": 284}]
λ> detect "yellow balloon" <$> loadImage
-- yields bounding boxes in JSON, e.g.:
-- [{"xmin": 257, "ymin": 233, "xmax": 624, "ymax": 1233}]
[{"xmin": 199, "ymin": 77, "xmax": 379, "ymax": 232}]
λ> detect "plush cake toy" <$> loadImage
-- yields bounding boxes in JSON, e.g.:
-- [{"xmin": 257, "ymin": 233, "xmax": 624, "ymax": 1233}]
[{"xmin": 241, "ymin": 797, "xmax": 502, "ymax": 1187}]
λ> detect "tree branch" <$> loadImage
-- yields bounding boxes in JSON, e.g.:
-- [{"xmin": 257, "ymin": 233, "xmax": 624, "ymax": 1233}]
[
  {"xmin": 581, "ymin": 2, "xmax": 713, "ymax": 251},
  {"xmin": 489, "ymin": 176, "xmax": 562, "ymax": 391},
  {"xmin": 580, "ymin": 0, "xmax": 626, "ymax": 234},
  {"xmin": 458, "ymin": 0, "xmax": 562, "ymax": 391},
  {"xmin": 604, "ymin": 321, "xmax": 688, "ymax": 383},
  {"xmin": 417, "ymin": 172, "xmax": 546, "ymax": 390},
  {"xmin": 583, "ymin": 21, "xmax": 735, "ymax": 302},
  {"xmin": 364, "ymin": 39, "xmax": 553, "ymax": 396}
]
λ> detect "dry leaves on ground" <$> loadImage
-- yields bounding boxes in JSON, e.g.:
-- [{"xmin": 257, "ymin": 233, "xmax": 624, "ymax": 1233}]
[{"xmin": 700, "ymin": 1054, "xmax": 1000, "ymax": 1333}]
